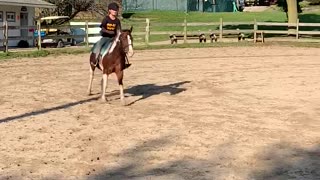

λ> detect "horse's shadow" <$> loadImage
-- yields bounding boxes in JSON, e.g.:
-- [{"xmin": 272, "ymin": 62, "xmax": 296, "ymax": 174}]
[{"xmin": 124, "ymin": 81, "xmax": 191, "ymax": 105}]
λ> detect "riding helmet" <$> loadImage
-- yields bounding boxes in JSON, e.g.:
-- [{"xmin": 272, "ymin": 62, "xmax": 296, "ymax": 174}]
[{"xmin": 108, "ymin": 2, "xmax": 119, "ymax": 11}]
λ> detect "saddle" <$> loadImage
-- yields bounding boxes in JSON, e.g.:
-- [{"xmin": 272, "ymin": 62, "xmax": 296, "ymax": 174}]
[{"xmin": 91, "ymin": 40, "xmax": 131, "ymax": 70}]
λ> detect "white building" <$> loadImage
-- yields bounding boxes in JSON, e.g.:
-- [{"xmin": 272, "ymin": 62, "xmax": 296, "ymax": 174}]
[{"xmin": 0, "ymin": 0, "xmax": 55, "ymax": 47}]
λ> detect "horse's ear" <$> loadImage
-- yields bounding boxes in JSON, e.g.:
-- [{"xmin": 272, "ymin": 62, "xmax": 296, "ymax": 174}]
[{"xmin": 130, "ymin": 26, "xmax": 133, "ymax": 32}]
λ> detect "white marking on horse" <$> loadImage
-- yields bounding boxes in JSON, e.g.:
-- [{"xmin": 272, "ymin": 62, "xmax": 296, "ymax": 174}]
[
  {"xmin": 99, "ymin": 55, "xmax": 104, "ymax": 71},
  {"xmin": 119, "ymin": 84, "xmax": 125, "ymax": 105},
  {"xmin": 127, "ymin": 35, "xmax": 134, "ymax": 57},
  {"xmin": 101, "ymin": 74, "xmax": 108, "ymax": 101},
  {"xmin": 103, "ymin": 31, "xmax": 121, "ymax": 58}
]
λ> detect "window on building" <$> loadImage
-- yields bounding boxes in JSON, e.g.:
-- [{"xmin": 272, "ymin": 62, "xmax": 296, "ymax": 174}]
[
  {"xmin": 6, "ymin": 12, "xmax": 16, "ymax": 22},
  {"xmin": 0, "ymin": 11, "xmax": 3, "ymax": 22}
]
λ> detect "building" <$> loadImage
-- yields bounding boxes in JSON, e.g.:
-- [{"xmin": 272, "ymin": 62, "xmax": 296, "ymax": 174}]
[
  {"xmin": 245, "ymin": 0, "xmax": 278, "ymax": 6},
  {"xmin": 122, "ymin": 0, "xmax": 236, "ymax": 13},
  {"xmin": 0, "ymin": 0, "xmax": 55, "ymax": 47}
]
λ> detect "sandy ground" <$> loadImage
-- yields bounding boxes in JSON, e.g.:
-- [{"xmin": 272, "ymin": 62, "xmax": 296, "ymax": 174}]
[{"xmin": 0, "ymin": 46, "xmax": 320, "ymax": 180}]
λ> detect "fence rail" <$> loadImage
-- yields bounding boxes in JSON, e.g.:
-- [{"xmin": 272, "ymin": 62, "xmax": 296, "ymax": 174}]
[
  {"xmin": 2, "ymin": 18, "xmax": 320, "ymax": 52},
  {"xmin": 145, "ymin": 18, "xmax": 320, "ymax": 44}
]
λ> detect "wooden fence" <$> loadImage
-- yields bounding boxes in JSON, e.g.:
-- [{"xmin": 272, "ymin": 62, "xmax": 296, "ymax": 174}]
[
  {"xmin": 144, "ymin": 18, "xmax": 320, "ymax": 44},
  {"xmin": 1, "ymin": 18, "xmax": 320, "ymax": 52},
  {"xmin": 0, "ymin": 21, "xmax": 102, "ymax": 52}
]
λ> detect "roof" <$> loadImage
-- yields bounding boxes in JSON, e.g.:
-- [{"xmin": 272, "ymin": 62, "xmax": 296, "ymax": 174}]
[{"xmin": 0, "ymin": 0, "xmax": 55, "ymax": 8}]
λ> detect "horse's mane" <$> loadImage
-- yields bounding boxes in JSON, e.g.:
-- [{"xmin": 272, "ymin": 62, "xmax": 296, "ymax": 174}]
[{"xmin": 105, "ymin": 29, "xmax": 131, "ymax": 57}]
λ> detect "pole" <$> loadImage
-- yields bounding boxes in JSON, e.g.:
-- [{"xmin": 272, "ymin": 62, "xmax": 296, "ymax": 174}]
[
  {"xmin": 296, "ymin": 18, "xmax": 299, "ymax": 39},
  {"xmin": 183, "ymin": 17, "xmax": 187, "ymax": 43},
  {"xmin": 37, "ymin": 20, "xmax": 41, "ymax": 50},
  {"xmin": 3, "ymin": 21, "xmax": 8, "ymax": 53},
  {"xmin": 145, "ymin": 18, "xmax": 150, "ymax": 45},
  {"xmin": 254, "ymin": 19, "xmax": 257, "ymax": 43},
  {"xmin": 219, "ymin": 18, "xmax": 223, "ymax": 40},
  {"xmin": 85, "ymin": 21, "xmax": 89, "ymax": 47}
]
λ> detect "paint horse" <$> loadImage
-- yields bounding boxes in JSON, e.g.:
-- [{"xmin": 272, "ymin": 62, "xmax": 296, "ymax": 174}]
[{"xmin": 87, "ymin": 27, "xmax": 134, "ymax": 105}]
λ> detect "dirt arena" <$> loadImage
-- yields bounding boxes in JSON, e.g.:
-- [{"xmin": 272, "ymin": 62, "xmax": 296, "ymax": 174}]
[{"xmin": 0, "ymin": 46, "xmax": 319, "ymax": 180}]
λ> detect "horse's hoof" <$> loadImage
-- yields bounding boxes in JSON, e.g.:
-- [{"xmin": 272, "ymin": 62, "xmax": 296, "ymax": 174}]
[{"xmin": 100, "ymin": 97, "xmax": 107, "ymax": 102}]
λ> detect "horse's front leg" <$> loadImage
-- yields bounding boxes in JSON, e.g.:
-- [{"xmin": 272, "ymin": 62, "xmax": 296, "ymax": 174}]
[
  {"xmin": 101, "ymin": 73, "xmax": 108, "ymax": 102},
  {"xmin": 116, "ymin": 70, "xmax": 125, "ymax": 106},
  {"xmin": 119, "ymin": 84, "xmax": 125, "ymax": 106}
]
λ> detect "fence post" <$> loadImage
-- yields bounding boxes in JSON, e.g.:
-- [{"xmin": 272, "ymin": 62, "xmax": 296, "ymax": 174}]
[
  {"xmin": 85, "ymin": 21, "xmax": 89, "ymax": 47},
  {"xmin": 3, "ymin": 21, "xmax": 8, "ymax": 53},
  {"xmin": 219, "ymin": 18, "xmax": 223, "ymax": 40},
  {"xmin": 37, "ymin": 20, "xmax": 41, "ymax": 50},
  {"xmin": 183, "ymin": 17, "xmax": 187, "ymax": 43},
  {"xmin": 296, "ymin": 18, "xmax": 299, "ymax": 39},
  {"xmin": 253, "ymin": 19, "xmax": 257, "ymax": 43},
  {"xmin": 145, "ymin": 18, "xmax": 150, "ymax": 45}
]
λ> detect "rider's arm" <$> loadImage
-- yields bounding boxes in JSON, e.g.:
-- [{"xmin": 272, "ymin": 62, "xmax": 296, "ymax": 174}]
[
  {"xmin": 115, "ymin": 19, "xmax": 122, "ymax": 36},
  {"xmin": 100, "ymin": 17, "xmax": 109, "ymax": 34},
  {"xmin": 117, "ymin": 19, "xmax": 122, "ymax": 31}
]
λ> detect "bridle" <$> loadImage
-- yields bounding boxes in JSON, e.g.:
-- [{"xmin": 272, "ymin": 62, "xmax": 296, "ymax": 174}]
[{"xmin": 119, "ymin": 33, "xmax": 133, "ymax": 53}]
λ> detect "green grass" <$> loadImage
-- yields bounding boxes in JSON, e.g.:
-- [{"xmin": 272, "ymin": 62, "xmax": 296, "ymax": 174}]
[
  {"xmin": 123, "ymin": 10, "xmax": 320, "ymax": 23},
  {"xmin": 0, "ymin": 48, "xmax": 91, "ymax": 60},
  {"xmin": 1, "ymin": 41, "xmax": 319, "ymax": 60},
  {"xmin": 2, "ymin": 9, "xmax": 319, "ymax": 60},
  {"xmin": 120, "ymin": 10, "xmax": 320, "ymax": 43},
  {"xmin": 135, "ymin": 41, "xmax": 320, "ymax": 50},
  {"xmin": 0, "ymin": 50, "xmax": 49, "ymax": 60}
]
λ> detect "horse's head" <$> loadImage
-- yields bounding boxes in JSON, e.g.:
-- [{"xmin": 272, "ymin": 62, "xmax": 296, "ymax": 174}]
[{"xmin": 119, "ymin": 26, "xmax": 134, "ymax": 57}]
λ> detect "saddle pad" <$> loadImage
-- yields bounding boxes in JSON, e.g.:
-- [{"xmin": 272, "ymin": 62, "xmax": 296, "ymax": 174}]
[
  {"xmin": 91, "ymin": 37, "xmax": 113, "ymax": 58},
  {"xmin": 100, "ymin": 39, "xmax": 113, "ymax": 57}
]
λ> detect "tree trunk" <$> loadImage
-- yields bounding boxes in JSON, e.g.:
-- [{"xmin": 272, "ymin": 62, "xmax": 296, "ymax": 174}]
[{"xmin": 287, "ymin": 0, "xmax": 298, "ymax": 35}]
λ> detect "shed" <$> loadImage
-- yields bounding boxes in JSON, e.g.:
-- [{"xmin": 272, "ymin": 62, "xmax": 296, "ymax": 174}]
[
  {"xmin": 0, "ymin": 0, "xmax": 55, "ymax": 47},
  {"xmin": 122, "ymin": 0, "xmax": 235, "ymax": 13}
]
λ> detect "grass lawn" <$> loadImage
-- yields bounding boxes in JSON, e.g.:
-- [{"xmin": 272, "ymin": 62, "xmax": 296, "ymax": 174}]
[
  {"xmin": 123, "ymin": 10, "xmax": 320, "ymax": 23},
  {"xmin": 1, "ymin": 41, "xmax": 319, "ymax": 60},
  {"xmin": 1, "ymin": 7, "xmax": 319, "ymax": 60},
  {"xmin": 121, "ymin": 10, "xmax": 320, "ymax": 43},
  {"xmin": 124, "ymin": 11, "xmax": 288, "ymax": 23}
]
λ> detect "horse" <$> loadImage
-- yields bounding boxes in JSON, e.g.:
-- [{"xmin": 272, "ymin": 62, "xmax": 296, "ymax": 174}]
[{"xmin": 87, "ymin": 27, "xmax": 134, "ymax": 105}]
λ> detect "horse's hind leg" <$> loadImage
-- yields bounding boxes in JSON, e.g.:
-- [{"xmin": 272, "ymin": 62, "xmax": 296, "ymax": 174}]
[
  {"xmin": 116, "ymin": 70, "xmax": 125, "ymax": 106},
  {"xmin": 87, "ymin": 54, "xmax": 96, "ymax": 95}
]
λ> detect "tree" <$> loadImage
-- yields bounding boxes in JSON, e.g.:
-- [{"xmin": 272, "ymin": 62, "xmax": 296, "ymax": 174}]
[
  {"xmin": 277, "ymin": 0, "xmax": 302, "ymax": 17},
  {"xmin": 306, "ymin": 0, "xmax": 320, "ymax": 5},
  {"xmin": 87, "ymin": 0, "xmax": 123, "ymax": 18},
  {"xmin": 38, "ymin": 0, "xmax": 101, "ymax": 24},
  {"xmin": 38, "ymin": 0, "xmax": 123, "ymax": 24},
  {"xmin": 287, "ymin": 0, "xmax": 298, "ymax": 34}
]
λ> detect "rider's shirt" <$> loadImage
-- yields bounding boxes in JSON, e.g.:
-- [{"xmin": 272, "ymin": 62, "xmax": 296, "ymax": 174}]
[{"xmin": 100, "ymin": 16, "xmax": 121, "ymax": 38}]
